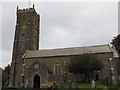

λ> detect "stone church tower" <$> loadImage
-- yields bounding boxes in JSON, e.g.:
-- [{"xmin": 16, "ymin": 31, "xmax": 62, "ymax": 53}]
[{"xmin": 9, "ymin": 6, "xmax": 40, "ymax": 86}]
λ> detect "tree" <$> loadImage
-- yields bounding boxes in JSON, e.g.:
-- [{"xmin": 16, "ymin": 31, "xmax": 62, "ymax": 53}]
[
  {"xmin": 68, "ymin": 53, "xmax": 103, "ymax": 82},
  {"xmin": 111, "ymin": 34, "xmax": 120, "ymax": 54}
]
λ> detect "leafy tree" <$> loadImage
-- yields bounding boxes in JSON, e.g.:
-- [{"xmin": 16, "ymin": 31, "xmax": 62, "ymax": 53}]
[
  {"xmin": 111, "ymin": 34, "xmax": 120, "ymax": 54},
  {"xmin": 68, "ymin": 53, "xmax": 103, "ymax": 82}
]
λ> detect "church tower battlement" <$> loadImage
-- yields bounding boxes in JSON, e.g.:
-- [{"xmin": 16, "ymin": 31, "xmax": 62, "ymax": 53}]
[{"xmin": 9, "ymin": 5, "xmax": 40, "ymax": 86}]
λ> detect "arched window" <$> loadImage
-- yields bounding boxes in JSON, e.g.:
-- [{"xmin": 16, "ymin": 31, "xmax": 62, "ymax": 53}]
[
  {"xmin": 58, "ymin": 65, "xmax": 61, "ymax": 74},
  {"xmin": 54, "ymin": 64, "xmax": 61, "ymax": 74},
  {"xmin": 55, "ymin": 65, "xmax": 58, "ymax": 74}
]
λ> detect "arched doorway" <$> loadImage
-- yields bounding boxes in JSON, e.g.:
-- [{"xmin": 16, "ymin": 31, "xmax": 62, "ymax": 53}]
[
  {"xmin": 34, "ymin": 75, "xmax": 40, "ymax": 88},
  {"xmin": 95, "ymin": 74, "xmax": 99, "ymax": 81}
]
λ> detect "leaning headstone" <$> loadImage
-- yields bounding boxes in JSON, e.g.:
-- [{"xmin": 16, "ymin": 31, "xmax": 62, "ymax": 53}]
[{"xmin": 91, "ymin": 80, "xmax": 96, "ymax": 90}]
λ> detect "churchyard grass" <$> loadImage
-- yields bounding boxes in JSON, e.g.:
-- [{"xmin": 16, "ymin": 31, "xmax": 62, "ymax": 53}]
[{"xmin": 62, "ymin": 82, "xmax": 118, "ymax": 88}]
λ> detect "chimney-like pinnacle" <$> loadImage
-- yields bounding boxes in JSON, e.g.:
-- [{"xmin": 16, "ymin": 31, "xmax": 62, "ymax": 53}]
[
  {"xmin": 33, "ymin": 4, "xmax": 35, "ymax": 8},
  {"xmin": 17, "ymin": 6, "xmax": 19, "ymax": 10}
]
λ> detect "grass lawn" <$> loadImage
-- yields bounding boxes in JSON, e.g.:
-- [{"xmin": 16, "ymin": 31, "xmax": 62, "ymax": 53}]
[
  {"xmin": 63, "ymin": 82, "xmax": 118, "ymax": 89},
  {"xmin": 77, "ymin": 83, "xmax": 91, "ymax": 88}
]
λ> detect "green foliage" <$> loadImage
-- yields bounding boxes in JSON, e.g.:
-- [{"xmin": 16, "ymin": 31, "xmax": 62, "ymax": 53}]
[
  {"xmin": 68, "ymin": 53, "xmax": 103, "ymax": 75},
  {"xmin": 101, "ymin": 77, "xmax": 111, "ymax": 86},
  {"xmin": 118, "ymin": 77, "xmax": 120, "ymax": 86},
  {"xmin": 111, "ymin": 34, "xmax": 120, "ymax": 54}
]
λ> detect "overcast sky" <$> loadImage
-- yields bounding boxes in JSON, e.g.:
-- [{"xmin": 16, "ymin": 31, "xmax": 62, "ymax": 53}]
[{"xmin": 1, "ymin": 1, "xmax": 118, "ymax": 68}]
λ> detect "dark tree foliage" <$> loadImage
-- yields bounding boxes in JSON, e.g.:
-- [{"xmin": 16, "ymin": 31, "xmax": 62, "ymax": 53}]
[
  {"xmin": 68, "ymin": 53, "xmax": 103, "ymax": 81},
  {"xmin": 111, "ymin": 34, "xmax": 120, "ymax": 54},
  {"xmin": 2, "ymin": 64, "xmax": 10, "ymax": 88}
]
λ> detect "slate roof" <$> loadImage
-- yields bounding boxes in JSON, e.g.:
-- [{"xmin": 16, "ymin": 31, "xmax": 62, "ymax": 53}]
[{"xmin": 23, "ymin": 44, "xmax": 115, "ymax": 59}]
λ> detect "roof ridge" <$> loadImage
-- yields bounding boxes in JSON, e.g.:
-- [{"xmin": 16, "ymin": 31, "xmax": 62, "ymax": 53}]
[{"xmin": 27, "ymin": 44, "xmax": 109, "ymax": 52}]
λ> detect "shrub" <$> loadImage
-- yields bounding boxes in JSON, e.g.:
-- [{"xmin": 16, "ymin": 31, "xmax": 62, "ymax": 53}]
[{"xmin": 101, "ymin": 77, "xmax": 111, "ymax": 86}]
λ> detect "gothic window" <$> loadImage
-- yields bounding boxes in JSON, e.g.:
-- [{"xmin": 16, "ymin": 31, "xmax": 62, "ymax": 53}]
[
  {"xmin": 54, "ymin": 64, "xmax": 61, "ymax": 74},
  {"xmin": 34, "ymin": 64, "xmax": 40, "ymax": 70},
  {"xmin": 55, "ymin": 65, "xmax": 57, "ymax": 74},
  {"xmin": 58, "ymin": 65, "xmax": 61, "ymax": 74}
]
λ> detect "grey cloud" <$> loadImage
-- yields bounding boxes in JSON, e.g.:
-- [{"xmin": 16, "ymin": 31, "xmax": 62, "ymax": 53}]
[{"xmin": 39, "ymin": 2, "xmax": 117, "ymax": 49}]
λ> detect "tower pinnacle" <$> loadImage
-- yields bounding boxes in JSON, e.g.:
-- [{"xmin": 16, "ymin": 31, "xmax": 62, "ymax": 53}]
[
  {"xmin": 33, "ymin": 4, "xmax": 35, "ymax": 8},
  {"xmin": 17, "ymin": 6, "xmax": 19, "ymax": 10}
]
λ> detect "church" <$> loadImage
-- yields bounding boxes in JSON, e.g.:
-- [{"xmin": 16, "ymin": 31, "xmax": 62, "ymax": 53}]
[{"xmin": 9, "ymin": 6, "xmax": 120, "ymax": 88}]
